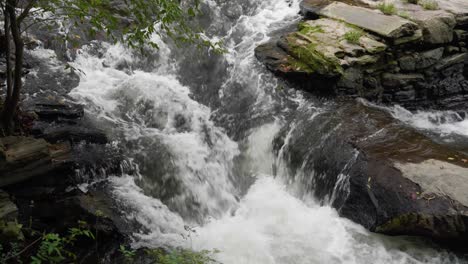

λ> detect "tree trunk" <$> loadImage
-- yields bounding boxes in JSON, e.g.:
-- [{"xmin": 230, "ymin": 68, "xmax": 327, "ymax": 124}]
[
  {"xmin": 4, "ymin": 10, "xmax": 12, "ymax": 104},
  {"xmin": 1, "ymin": 0, "xmax": 24, "ymax": 134}
]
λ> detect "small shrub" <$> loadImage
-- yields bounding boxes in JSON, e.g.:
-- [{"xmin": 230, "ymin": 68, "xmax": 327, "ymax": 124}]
[
  {"xmin": 344, "ymin": 30, "xmax": 364, "ymax": 44},
  {"xmin": 418, "ymin": 0, "xmax": 439, "ymax": 10},
  {"xmin": 377, "ymin": 3, "xmax": 397, "ymax": 15}
]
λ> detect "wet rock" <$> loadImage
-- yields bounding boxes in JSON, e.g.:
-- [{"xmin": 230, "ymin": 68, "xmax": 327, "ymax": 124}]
[
  {"xmin": 276, "ymin": 101, "xmax": 468, "ymax": 241},
  {"xmin": 24, "ymin": 95, "xmax": 84, "ymax": 121},
  {"xmin": 0, "ymin": 136, "xmax": 71, "ymax": 188}
]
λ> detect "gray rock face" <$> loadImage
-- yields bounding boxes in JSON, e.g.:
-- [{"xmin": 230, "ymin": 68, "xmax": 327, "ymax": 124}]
[
  {"xmin": 276, "ymin": 101, "xmax": 468, "ymax": 241},
  {"xmin": 435, "ymin": 0, "xmax": 468, "ymax": 25},
  {"xmin": 0, "ymin": 190, "xmax": 17, "ymax": 221},
  {"xmin": 318, "ymin": 2, "xmax": 419, "ymax": 39},
  {"xmin": 399, "ymin": 48, "xmax": 444, "ymax": 71},
  {"xmin": 411, "ymin": 11, "xmax": 456, "ymax": 44},
  {"xmin": 0, "ymin": 136, "xmax": 70, "ymax": 188}
]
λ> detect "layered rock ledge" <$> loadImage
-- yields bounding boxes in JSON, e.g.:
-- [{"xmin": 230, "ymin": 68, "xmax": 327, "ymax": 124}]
[
  {"xmin": 256, "ymin": 0, "xmax": 468, "ymax": 109},
  {"xmin": 275, "ymin": 100, "xmax": 468, "ymax": 242}
]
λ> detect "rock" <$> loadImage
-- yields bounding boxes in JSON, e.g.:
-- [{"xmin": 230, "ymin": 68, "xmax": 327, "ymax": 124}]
[
  {"xmin": 435, "ymin": 0, "xmax": 468, "ymax": 25},
  {"xmin": 399, "ymin": 48, "xmax": 444, "ymax": 71},
  {"xmin": 382, "ymin": 73, "xmax": 425, "ymax": 87},
  {"xmin": 317, "ymin": 2, "xmax": 419, "ymax": 39},
  {"xmin": 32, "ymin": 122, "xmax": 108, "ymax": 144},
  {"xmin": 0, "ymin": 190, "xmax": 17, "ymax": 221},
  {"xmin": 24, "ymin": 96, "xmax": 84, "ymax": 121},
  {"xmin": 0, "ymin": 136, "xmax": 71, "ymax": 187},
  {"xmin": 300, "ymin": 0, "xmax": 370, "ymax": 18},
  {"xmin": 410, "ymin": 10, "xmax": 456, "ymax": 44},
  {"xmin": 435, "ymin": 53, "xmax": 467, "ymax": 70},
  {"xmin": 275, "ymin": 101, "xmax": 468, "ymax": 241}
]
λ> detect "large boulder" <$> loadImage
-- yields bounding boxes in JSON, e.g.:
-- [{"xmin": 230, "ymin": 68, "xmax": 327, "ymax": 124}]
[
  {"xmin": 410, "ymin": 11, "xmax": 456, "ymax": 44},
  {"xmin": 276, "ymin": 100, "xmax": 468, "ymax": 241},
  {"xmin": 0, "ymin": 136, "xmax": 71, "ymax": 187}
]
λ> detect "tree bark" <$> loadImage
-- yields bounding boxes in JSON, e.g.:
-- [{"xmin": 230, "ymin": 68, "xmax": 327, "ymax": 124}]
[
  {"xmin": 4, "ymin": 8, "xmax": 13, "ymax": 105},
  {"xmin": 1, "ymin": 0, "xmax": 24, "ymax": 134}
]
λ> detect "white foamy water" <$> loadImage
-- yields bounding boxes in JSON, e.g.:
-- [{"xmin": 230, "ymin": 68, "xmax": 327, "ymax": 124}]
[
  {"xmin": 390, "ymin": 105, "xmax": 468, "ymax": 138},
  {"xmin": 65, "ymin": 0, "xmax": 467, "ymax": 263},
  {"xmin": 192, "ymin": 176, "xmax": 461, "ymax": 264}
]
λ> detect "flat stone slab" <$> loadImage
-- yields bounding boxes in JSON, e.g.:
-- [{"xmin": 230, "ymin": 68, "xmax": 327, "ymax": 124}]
[
  {"xmin": 395, "ymin": 159, "xmax": 468, "ymax": 207},
  {"xmin": 317, "ymin": 2, "xmax": 419, "ymax": 39}
]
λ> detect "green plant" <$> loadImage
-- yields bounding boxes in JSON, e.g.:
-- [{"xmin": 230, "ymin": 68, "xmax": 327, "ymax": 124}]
[
  {"xmin": 398, "ymin": 11, "xmax": 411, "ymax": 19},
  {"xmin": 377, "ymin": 2, "xmax": 397, "ymax": 15},
  {"xmin": 418, "ymin": 0, "xmax": 439, "ymax": 10},
  {"xmin": 344, "ymin": 30, "xmax": 364, "ymax": 44},
  {"xmin": 119, "ymin": 245, "xmax": 137, "ymax": 263},
  {"xmin": 31, "ymin": 221, "xmax": 95, "ymax": 264},
  {"xmin": 0, "ymin": 242, "xmax": 23, "ymax": 264},
  {"xmin": 146, "ymin": 248, "xmax": 220, "ymax": 264}
]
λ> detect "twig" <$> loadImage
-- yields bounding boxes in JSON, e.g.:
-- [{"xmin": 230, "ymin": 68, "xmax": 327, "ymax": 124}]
[{"xmin": 3, "ymin": 236, "xmax": 43, "ymax": 261}]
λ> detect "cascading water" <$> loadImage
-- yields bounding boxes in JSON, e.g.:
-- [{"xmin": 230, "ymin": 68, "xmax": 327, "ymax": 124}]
[{"xmin": 64, "ymin": 0, "xmax": 468, "ymax": 263}]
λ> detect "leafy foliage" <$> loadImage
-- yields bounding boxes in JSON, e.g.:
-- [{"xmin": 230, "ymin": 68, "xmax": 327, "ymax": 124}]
[
  {"xmin": 119, "ymin": 245, "xmax": 137, "ymax": 263},
  {"xmin": 30, "ymin": 0, "xmax": 222, "ymax": 52},
  {"xmin": 0, "ymin": 220, "xmax": 95, "ymax": 264},
  {"xmin": 31, "ymin": 220, "xmax": 95, "ymax": 264}
]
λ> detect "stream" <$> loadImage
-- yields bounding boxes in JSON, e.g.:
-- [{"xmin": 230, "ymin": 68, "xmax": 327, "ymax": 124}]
[{"xmin": 57, "ymin": 0, "xmax": 468, "ymax": 263}]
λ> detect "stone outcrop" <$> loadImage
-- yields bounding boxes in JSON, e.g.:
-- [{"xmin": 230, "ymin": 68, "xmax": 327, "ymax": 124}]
[
  {"xmin": 0, "ymin": 136, "xmax": 71, "ymax": 187},
  {"xmin": 256, "ymin": 0, "xmax": 468, "ymax": 110},
  {"xmin": 275, "ymin": 100, "xmax": 468, "ymax": 241}
]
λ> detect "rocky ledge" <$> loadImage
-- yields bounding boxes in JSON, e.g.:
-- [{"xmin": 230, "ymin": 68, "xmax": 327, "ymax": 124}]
[
  {"xmin": 275, "ymin": 100, "xmax": 468, "ymax": 242},
  {"xmin": 255, "ymin": 0, "xmax": 468, "ymax": 110}
]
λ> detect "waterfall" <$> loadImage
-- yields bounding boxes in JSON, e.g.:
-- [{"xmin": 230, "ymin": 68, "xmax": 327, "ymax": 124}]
[{"xmin": 65, "ymin": 0, "xmax": 466, "ymax": 263}]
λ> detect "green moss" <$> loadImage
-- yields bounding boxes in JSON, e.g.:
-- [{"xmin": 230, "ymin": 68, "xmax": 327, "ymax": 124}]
[
  {"xmin": 298, "ymin": 22, "xmax": 325, "ymax": 35},
  {"xmin": 289, "ymin": 58, "xmax": 315, "ymax": 74},
  {"xmin": 376, "ymin": 213, "xmax": 434, "ymax": 233},
  {"xmin": 286, "ymin": 34, "xmax": 343, "ymax": 76},
  {"xmin": 398, "ymin": 11, "xmax": 411, "ymax": 19}
]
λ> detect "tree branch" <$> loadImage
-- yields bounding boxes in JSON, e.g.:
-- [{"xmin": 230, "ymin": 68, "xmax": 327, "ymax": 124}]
[{"xmin": 18, "ymin": 0, "xmax": 38, "ymax": 23}]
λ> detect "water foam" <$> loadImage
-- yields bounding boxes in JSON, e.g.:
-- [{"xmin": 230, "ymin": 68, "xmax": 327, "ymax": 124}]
[{"xmin": 390, "ymin": 105, "xmax": 468, "ymax": 138}]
